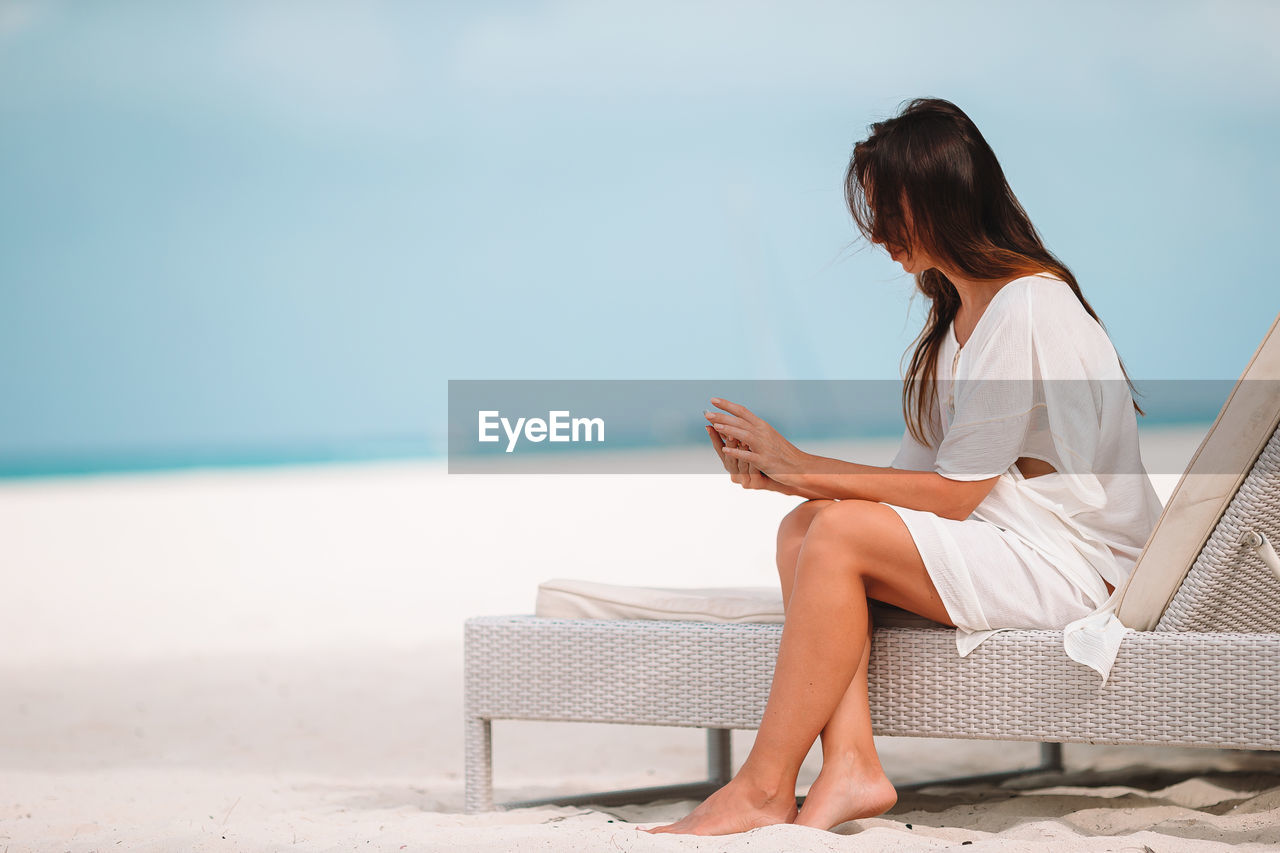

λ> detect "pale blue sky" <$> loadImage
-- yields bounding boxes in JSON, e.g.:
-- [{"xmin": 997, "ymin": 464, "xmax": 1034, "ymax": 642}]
[{"xmin": 1, "ymin": 1, "xmax": 1276, "ymax": 474}]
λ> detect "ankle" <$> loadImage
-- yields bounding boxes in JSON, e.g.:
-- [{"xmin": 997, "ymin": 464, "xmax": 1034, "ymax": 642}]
[
  {"xmin": 733, "ymin": 765, "xmax": 798, "ymax": 806},
  {"xmin": 820, "ymin": 750, "xmax": 887, "ymax": 779}
]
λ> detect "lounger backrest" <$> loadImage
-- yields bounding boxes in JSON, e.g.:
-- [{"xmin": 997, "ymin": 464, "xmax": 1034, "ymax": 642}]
[{"xmin": 1115, "ymin": 312, "xmax": 1280, "ymax": 632}]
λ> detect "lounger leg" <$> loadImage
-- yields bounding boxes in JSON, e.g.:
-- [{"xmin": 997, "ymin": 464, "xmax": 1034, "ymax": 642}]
[
  {"xmin": 707, "ymin": 727, "xmax": 732, "ymax": 784},
  {"xmin": 464, "ymin": 715, "xmax": 494, "ymax": 814},
  {"xmin": 1039, "ymin": 742, "xmax": 1064, "ymax": 772},
  {"xmin": 893, "ymin": 740, "xmax": 1067, "ymax": 792},
  {"xmin": 498, "ymin": 726, "xmax": 736, "ymax": 810}
]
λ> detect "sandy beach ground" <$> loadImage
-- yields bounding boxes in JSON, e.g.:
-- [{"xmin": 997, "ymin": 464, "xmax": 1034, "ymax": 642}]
[{"xmin": 2, "ymin": 424, "xmax": 1278, "ymax": 851}]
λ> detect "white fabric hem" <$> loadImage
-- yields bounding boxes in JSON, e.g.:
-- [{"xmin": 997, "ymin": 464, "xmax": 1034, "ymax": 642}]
[
  {"xmin": 956, "ymin": 626, "xmax": 1017, "ymax": 656},
  {"xmin": 1062, "ymin": 583, "xmax": 1131, "ymax": 690}
]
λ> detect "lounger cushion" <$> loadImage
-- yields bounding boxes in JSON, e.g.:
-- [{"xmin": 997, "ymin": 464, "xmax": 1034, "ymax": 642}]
[
  {"xmin": 1116, "ymin": 312, "xmax": 1280, "ymax": 630},
  {"xmin": 536, "ymin": 579, "xmax": 784, "ymax": 623},
  {"xmin": 535, "ymin": 578, "xmax": 946, "ymax": 628}
]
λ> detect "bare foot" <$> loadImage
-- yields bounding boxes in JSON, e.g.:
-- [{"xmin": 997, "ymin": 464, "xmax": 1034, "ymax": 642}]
[
  {"xmin": 643, "ymin": 779, "xmax": 798, "ymax": 836},
  {"xmin": 794, "ymin": 758, "xmax": 898, "ymax": 830}
]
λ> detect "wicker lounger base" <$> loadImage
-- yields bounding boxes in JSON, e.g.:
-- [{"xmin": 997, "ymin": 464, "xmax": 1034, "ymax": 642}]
[{"xmin": 463, "ymin": 615, "xmax": 1280, "ymax": 813}]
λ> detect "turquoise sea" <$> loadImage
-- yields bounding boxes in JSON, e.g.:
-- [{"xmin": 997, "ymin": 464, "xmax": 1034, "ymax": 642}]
[{"xmin": 2, "ymin": 3, "xmax": 1274, "ymax": 479}]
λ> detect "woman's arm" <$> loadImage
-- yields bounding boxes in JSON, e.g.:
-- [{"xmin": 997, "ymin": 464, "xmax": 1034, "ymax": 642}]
[
  {"xmin": 757, "ymin": 472, "xmax": 832, "ymax": 501},
  {"xmin": 782, "ymin": 453, "xmax": 1000, "ymax": 520},
  {"xmin": 705, "ymin": 399, "xmax": 1001, "ymax": 520}
]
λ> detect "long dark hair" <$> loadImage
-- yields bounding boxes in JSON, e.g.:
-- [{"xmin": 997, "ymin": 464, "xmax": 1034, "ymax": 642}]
[{"xmin": 844, "ymin": 97, "xmax": 1143, "ymax": 447}]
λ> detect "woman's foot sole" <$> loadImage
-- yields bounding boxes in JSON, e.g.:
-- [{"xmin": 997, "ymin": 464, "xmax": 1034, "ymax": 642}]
[{"xmin": 794, "ymin": 765, "xmax": 898, "ymax": 830}]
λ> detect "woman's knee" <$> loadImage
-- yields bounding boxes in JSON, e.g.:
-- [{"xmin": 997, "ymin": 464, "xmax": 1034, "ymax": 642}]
[
  {"xmin": 777, "ymin": 499, "xmax": 835, "ymax": 547},
  {"xmin": 796, "ymin": 500, "xmax": 880, "ymax": 573},
  {"xmin": 806, "ymin": 498, "xmax": 878, "ymax": 534}
]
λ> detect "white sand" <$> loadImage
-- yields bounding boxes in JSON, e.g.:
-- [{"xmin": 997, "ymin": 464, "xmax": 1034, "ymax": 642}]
[{"xmin": 2, "ymin": 423, "xmax": 1278, "ymax": 851}]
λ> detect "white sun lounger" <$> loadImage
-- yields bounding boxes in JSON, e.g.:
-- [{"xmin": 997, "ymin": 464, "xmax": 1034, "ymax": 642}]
[{"xmin": 463, "ymin": 313, "xmax": 1280, "ymax": 814}]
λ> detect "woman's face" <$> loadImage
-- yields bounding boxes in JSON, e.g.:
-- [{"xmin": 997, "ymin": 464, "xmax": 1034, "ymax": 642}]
[
  {"xmin": 883, "ymin": 240, "xmax": 934, "ymax": 274},
  {"xmin": 876, "ymin": 201, "xmax": 938, "ymax": 275},
  {"xmin": 863, "ymin": 179, "xmax": 938, "ymax": 274}
]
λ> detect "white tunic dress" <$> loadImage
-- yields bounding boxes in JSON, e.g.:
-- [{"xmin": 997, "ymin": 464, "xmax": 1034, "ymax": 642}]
[{"xmin": 879, "ymin": 273, "xmax": 1163, "ymax": 665}]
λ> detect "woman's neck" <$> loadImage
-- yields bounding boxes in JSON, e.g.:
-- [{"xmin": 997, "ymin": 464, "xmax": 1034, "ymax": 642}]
[{"xmin": 939, "ymin": 267, "xmax": 1020, "ymax": 345}]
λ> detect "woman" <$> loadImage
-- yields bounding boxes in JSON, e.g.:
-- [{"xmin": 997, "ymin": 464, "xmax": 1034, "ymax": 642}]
[{"xmin": 644, "ymin": 97, "xmax": 1162, "ymax": 836}]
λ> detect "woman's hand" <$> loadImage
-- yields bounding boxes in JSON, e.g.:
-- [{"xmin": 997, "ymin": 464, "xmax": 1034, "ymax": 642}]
[
  {"xmin": 704, "ymin": 398, "xmax": 810, "ymax": 487},
  {"xmin": 705, "ymin": 424, "xmax": 775, "ymax": 490}
]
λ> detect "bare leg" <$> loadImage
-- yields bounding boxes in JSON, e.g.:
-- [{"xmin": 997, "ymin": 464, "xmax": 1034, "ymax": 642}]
[
  {"xmin": 778, "ymin": 499, "xmax": 952, "ymax": 824},
  {"xmin": 773, "ymin": 502, "xmax": 897, "ymax": 828},
  {"xmin": 646, "ymin": 499, "xmax": 950, "ymax": 836},
  {"xmin": 773, "ymin": 502, "xmax": 879, "ymax": 754}
]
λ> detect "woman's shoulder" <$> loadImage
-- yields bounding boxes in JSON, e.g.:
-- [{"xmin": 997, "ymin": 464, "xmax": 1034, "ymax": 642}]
[
  {"xmin": 978, "ymin": 272, "xmax": 1114, "ymax": 354},
  {"xmin": 979, "ymin": 272, "xmax": 1060, "ymax": 315},
  {"xmin": 1010, "ymin": 272, "xmax": 1094, "ymax": 325},
  {"xmin": 1017, "ymin": 272, "xmax": 1124, "ymax": 372},
  {"xmin": 974, "ymin": 273, "xmax": 1068, "ymax": 334},
  {"xmin": 1005, "ymin": 271, "xmax": 1069, "ymax": 301}
]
